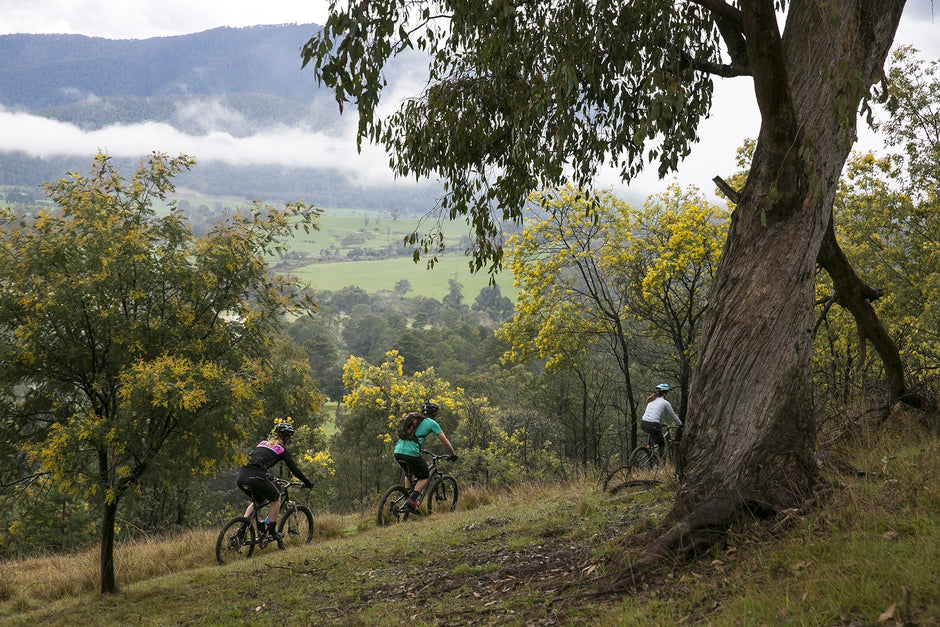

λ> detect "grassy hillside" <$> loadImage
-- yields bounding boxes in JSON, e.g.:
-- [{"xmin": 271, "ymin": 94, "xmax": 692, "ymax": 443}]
[{"xmin": 2, "ymin": 422, "xmax": 937, "ymax": 625}]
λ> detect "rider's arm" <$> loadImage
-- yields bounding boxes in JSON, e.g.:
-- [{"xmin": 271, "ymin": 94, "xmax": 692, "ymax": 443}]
[
  {"xmin": 437, "ymin": 432, "xmax": 456, "ymax": 457},
  {"xmin": 665, "ymin": 401, "xmax": 682, "ymax": 426},
  {"xmin": 280, "ymin": 449, "xmax": 314, "ymax": 487}
]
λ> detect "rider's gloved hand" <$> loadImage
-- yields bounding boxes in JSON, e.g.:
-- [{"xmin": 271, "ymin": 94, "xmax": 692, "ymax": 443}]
[
  {"xmin": 304, "ymin": 481, "xmax": 314, "ymax": 489},
  {"xmin": 449, "ymin": 455, "xmax": 459, "ymax": 462}
]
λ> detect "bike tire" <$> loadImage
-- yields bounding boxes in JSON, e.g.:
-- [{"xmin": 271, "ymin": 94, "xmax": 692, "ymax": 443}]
[
  {"xmin": 376, "ymin": 485, "xmax": 412, "ymax": 527},
  {"xmin": 216, "ymin": 516, "xmax": 255, "ymax": 566},
  {"xmin": 426, "ymin": 475, "xmax": 458, "ymax": 514},
  {"xmin": 628, "ymin": 446, "xmax": 658, "ymax": 473},
  {"xmin": 278, "ymin": 503, "xmax": 314, "ymax": 547}
]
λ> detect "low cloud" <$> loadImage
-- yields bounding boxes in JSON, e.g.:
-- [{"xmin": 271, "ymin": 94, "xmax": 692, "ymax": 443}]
[{"xmin": 0, "ymin": 104, "xmax": 408, "ymax": 187}]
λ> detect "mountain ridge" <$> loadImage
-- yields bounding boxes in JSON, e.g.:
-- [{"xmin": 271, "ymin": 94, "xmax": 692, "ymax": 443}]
[{"xmin": 0, "ymin": 25, "xmax": 439, "ymax": 209}]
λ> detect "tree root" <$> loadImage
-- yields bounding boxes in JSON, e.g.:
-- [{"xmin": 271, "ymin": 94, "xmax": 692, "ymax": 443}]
[{"xmin": 610, "ymin": 488, "xmax": 777, "ymax": 592}]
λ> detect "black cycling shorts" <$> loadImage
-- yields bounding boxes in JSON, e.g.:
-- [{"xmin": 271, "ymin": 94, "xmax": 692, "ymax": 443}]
[
  {"xmin": 235, "ymin": 466, "xmax": 278, "ymax": 503},
  {"xmin": 640, "ymin": 420, "xmax": 665, "ymax": 447},
  {"xmin": 394, "ymin": 453, "xmax": 430, "ymax": 481}
]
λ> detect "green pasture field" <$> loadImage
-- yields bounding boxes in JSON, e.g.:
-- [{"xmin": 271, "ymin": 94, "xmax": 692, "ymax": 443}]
[
  {"xmin": 292, "ymin": 254, "xmax": 516, "ymax": 299},
  {"xmin": 284, "ymin": 207, "xmax": 518, "ymax": 298},
  {"xmin": 2, "ymin": 189, "xmax": 519, "ymax": 299}
]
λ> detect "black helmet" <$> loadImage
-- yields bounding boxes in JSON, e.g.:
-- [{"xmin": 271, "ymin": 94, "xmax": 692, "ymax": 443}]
[
  {"xmin": 420, "ymin": 401, "xmax": 439, "ymax": 417},
  {"xmin": 274, "ymin": 422, "xmax": 295, "ymax": 437}
]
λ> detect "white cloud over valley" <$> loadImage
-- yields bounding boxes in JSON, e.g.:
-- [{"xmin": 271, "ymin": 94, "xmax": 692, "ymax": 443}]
[{"xmin": 0, "ymin": 102, "xmax": 415, "ymax": 188}]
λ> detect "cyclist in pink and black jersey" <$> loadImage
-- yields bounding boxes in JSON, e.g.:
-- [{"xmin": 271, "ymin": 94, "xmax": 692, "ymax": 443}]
[{"xmin": 235, "ymin": 422, "xmax": 313, "ymax": 539}]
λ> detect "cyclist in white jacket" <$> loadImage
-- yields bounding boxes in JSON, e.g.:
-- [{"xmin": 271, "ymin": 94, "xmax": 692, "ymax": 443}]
[{"xmin": 640, "ymin": 383, "xmax": 682, "ymax": 458}]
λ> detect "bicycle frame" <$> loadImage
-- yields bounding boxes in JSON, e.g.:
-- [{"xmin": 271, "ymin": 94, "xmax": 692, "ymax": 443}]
[
  {"xmin": 642, "ymin": 424, "xmax": 677, "ymax": 451},
  {"xmin": 400, "ymin": 451, "xmax": 445, "ymax": 504},
  {"xmin": 216, "ymin": 476, "xmax": 313, "ymax": 565},
  {"xmin": 377, "ymin": 450, "xmax": 458, "ymax": 526}
]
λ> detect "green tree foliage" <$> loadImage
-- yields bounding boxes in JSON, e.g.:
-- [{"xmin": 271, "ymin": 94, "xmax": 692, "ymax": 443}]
[
  {"xmin": 880, "ymin": 46, "xmax": 940, "ymax": 204},
  {"xmin": 304, "ymin": 1, "xmax": 717, "ymax": 271},
  {"xmin": 498, "ymin": 186, "xmax": 643, "ymax": 455},
  {"xmin": 821, "ymin": 154, "xmax": 940, "ymax": 402},
  {"xmin": 498, "ymin": 185, "xmax": 724, "ymax": 457},
  {"xmin": 471, "ymin": 284, "xmax": 515, "ymax": 324},
  {"xmin": 0, "ymin": 152, "xmax": 324, "ymax": 592},
  {"xmin": 812, "ymin": 46, "xmax": 940, "ymax": 420}
]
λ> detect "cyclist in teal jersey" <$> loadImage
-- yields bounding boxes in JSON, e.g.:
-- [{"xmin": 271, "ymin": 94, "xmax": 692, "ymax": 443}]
[{"xmin": 393, "ymin": 401, "xmax": 457, "ymax": 512}]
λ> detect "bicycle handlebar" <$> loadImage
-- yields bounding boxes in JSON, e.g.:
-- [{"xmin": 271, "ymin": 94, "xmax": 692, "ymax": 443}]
[
  {"xmin": 420, "ymin": 449, "xmax": 456, "ymax": 461},
  {"xmin": 272, "ymin": 477, "xmax": 308, "ymax": 488}
]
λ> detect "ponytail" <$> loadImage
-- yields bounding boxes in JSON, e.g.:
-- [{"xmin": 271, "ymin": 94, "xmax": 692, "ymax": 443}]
[{"xmin": 646, "ymin": 392, "xmax": 657, "ymax": 403}]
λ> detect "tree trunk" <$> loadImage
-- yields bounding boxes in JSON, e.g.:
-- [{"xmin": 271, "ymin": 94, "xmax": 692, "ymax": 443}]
[
  {"xmin": 673, "ymin": 1, "xmax": 905, "ymax": 518},
  {"xmin": 100, "ymin": 498, "xmax": 118, "ymax": 593}
]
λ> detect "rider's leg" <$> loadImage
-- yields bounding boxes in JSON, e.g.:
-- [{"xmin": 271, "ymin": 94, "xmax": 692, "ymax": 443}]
[
  {"xmin": 267, "ymin": 497, "xmax": 281, "ymax": 523},
  {"xmin": 652, "ymin": 429, "xmax": 666, "ymax": 459}
]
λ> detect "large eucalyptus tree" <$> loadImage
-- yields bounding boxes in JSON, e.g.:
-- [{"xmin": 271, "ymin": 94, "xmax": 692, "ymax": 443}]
[{"xmin": 302, "ymin": 0, "xmax": 908, "ymax": 571}]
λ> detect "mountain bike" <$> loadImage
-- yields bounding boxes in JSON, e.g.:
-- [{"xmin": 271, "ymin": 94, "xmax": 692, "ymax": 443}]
[
  {"xmin": 600, "ymin": 425, "xmax": 681, "ymax": 497},
  {"xmin": 215, "ymin": 476, "xmax": 313, "ymax": 565},
  {"xmin": 376, "ymin": 450, "xmax": 458, "ymax": 526},
  {"xmin": 629, "ymin": 424, "xmax": 680, "ymax": 473}
]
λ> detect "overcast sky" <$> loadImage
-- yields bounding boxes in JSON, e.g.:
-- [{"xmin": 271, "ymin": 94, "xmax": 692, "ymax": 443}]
[{"xmin": 1, "ymin": 1, "xmax": 938, "ymax": 199}]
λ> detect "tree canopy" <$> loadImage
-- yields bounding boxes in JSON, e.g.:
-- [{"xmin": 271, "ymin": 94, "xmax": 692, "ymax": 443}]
[
  {"xmin": 304, "ymin": 0, "xmax": 721, "ymax": 271},
  {"xmin": 0, "ymin": 152, "xmax": 325, "ymax": 592}
]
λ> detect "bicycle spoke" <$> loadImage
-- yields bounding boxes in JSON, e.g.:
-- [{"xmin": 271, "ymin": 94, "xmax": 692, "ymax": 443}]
[
  {"xmin": 278, "ymin": 504, "xmax": 314, "ymax": 547},
  {"xmin": 426, "ymin": 476, "xmax": 458, "ymax": 514}
]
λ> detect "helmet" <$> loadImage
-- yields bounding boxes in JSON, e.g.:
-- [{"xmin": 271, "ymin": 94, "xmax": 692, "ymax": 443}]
[
  {"xmin": 274, "ymin": 422, "xmax": 295, "ymax": 437},
  {"xmin": 420, "ymin": 401, "xmax": 440, "ymax": 417},
  {"xmin": 654, "ymin": 383, "xmax": 671, "ymax": 392}
]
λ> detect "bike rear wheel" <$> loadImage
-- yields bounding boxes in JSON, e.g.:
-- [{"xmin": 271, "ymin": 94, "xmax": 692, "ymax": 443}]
[
  {"xmin": 278, "ymin": 503, "xmax": 314, "ymax": 547},
  {"xmin": 426, "ymin": 475, "xmax": 458, "ymax": 514},
  {"xmin": 376, "ymin": 485, "xmax": 412, "ymax": 526},
  {"xmin": 629, "ymin": 446, "xmax": 660, "ymax": 473},
  {"xmin": 216, "ymin": 516, "xmax": 255, "ymax": 565}
]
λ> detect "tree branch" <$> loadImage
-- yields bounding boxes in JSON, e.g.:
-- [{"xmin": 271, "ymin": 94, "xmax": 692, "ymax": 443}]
[
  {"xmin": 817, "ymin": 216, "xmax": 924, "ymax": 409},
  {"xmin": 712, "ymin": 176, "xmax": 740, "ymax": 203},
  {"xmin": 690, "ymin": 0, "xmax": 750, "ymax": 74}
]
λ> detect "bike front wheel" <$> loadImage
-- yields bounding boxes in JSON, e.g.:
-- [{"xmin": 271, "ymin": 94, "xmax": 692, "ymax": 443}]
[
  {"xmin": 216, "ymin": 516, "xmax": 255, "ymax": 566},
  {"xmin": 278, "ymin": 503, "xmax": 314, "ymax": 547},
  {"xmin": 376, "ymin": 485, "xmax": 411, "ymax": 526},
  {"xmin": 426, "ymin": 475, "xmax": 458, "ymax": 514}
]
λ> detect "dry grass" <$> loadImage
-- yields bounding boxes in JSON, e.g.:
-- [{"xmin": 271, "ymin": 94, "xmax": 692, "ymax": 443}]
[{"xmin": 0, "ymin": 528, "xmax": 217, "ymax": 608}]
